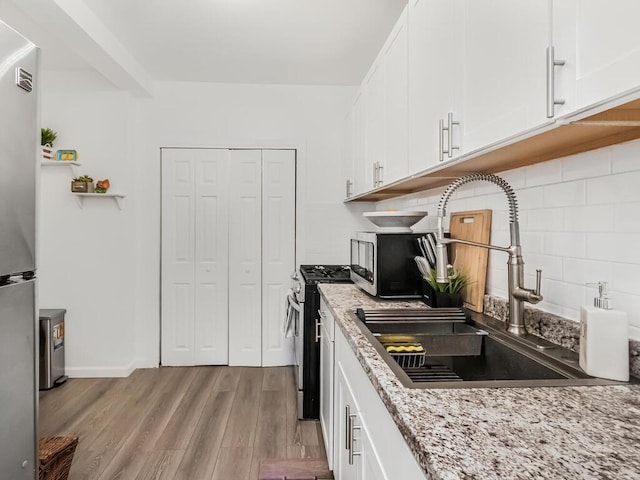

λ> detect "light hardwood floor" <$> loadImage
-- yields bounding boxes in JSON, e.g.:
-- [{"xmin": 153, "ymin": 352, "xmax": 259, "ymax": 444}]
[{"xmin": 39, "ymin": 366, "xmax": 327, "ymax": 480}]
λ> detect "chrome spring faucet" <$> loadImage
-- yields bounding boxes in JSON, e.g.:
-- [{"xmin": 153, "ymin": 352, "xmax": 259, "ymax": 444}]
[{"xmin": 435, "ymin": 173, "xmax": 543, "ymax": 335}]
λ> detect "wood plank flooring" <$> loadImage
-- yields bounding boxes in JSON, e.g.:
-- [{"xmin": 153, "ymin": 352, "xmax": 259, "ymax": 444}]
[{"xmin": 39, "ymin": 366, "xmax": 327, "ymax": 480}]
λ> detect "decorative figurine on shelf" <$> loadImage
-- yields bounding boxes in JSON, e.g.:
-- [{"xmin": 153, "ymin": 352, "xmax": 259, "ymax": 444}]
[
  {"xmin": 55, "ymin": 149, "xmax": 78, "ymax": 161},
  {"xmin": 41, "ymin": 128, "xmax": 57, "ymax": 161},
  {"xmin": 95, "ymin": 179, "xmax": 110, "ymax": 194},
  {"xmin": 71, "ymin": 175, "xmax": 94, "ymax": 193}
]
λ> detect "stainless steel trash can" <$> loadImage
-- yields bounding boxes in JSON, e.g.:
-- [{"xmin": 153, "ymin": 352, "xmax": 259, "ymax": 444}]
[{"xmin": 39, "ymin": 309, "xmax": 67, "ymax": 390}]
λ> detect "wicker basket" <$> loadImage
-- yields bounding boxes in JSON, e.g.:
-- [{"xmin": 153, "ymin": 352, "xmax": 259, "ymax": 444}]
[{"xmin": 39, "ymin": 436, "xmax": 79, "ymax": 480}]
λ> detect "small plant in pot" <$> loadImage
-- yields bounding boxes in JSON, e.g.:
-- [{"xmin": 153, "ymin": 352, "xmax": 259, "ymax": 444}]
[
  {"xmin": 41, "ymin": 128, "xmax": 57, "ymax": 161},
  {"xmin": 424, "ymin": 265, "xmax": 468, "ymax": 308},
  {"xmin": 71, "ymin": 175, "xmax": 94, "ymax": 193}
]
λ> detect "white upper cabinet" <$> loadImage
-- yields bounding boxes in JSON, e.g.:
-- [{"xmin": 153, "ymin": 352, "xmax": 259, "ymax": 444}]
[
  {"xmin": 364, "ymin": 59, "xmax": 385, "ymax": 189},
  {"xmin": 554, "ymin": 0, "xmax": 640, "ymax": 114},
  {"xmin": 352, "ymin": 88, "xmax": 370, "ymax": 197},
  {"xmin": 459, "ymin": 0, "xmax": 553, "ymax": 154},
  {"xmin": 381, "ymin": 6, "xmax": 409, "ymax": 185},
  {"xmin": 408, "ymin": 0, "xmax": 461, "ymax": 172}
]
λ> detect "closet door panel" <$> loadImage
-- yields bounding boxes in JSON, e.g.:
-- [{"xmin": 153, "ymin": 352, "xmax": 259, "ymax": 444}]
[
  {"xmin": 161, "ymin": 149, "xmax": 196, "ymax": 366},
  {"xmin": 194, "ymin": 149, "xmax": 230, "ymax": 365},
  {"xmin": 262, "ymin": 149, "xmax": 296, "ymax": 366},
  {"xmin": 228, "ymin": 149, "xmax": 263, "ymax": 366}
]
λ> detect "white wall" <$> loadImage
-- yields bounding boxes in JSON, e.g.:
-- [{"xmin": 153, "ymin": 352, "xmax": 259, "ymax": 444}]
[
  {"xmin": 378, "ymin": 140, "xmax": 640, "ymax": 340},
  {"xmin": 40, "ymin": 77, "xmax": 368, "ymax": 373},
  {"xmin": 39, "ymin": 72, "xmax": 138, "ymax": 376}
]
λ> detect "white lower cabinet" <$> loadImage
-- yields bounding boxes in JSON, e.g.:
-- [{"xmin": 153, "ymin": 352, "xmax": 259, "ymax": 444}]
[
  {"xmin": 319, "ymin": 298, "xmax": 336, "ymax": 469},
  {"xmin": 331, "ymin": 324, "xmax": 427, "ymax": 480}
]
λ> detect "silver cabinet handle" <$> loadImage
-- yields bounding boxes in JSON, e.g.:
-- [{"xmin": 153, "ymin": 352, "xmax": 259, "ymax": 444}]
[
  {"xmin": 440, "ymin": 113, "xmax": 460, "ymax": 161},
  {"xmin": 378, "ymin": 164, "xmax": 384, "ymax": 186},
  {"xmin": 347, "ymin": 179, "xmax": 353, "ymax": 197},
  {"xmin": 372, "ymin": 162, "xmax": 378, "ymax": 187},
  {"xmin": 546, "ymin": 46, "xmax": 566, "ymax": 118},
  {"xmin": 348, "ymin": 411, "xmax": 361, "ymax": 465},
  {"xmin": 345, "ymin": 405, "xmax": 351, "ymax": 450},
  {"xmin": 315, "ymin": 319, "xmax": 322, "ymax": 343},
  {"xmin": 439, "ymin": 118, "xmax": 445, "ymax": 162},
  {"xmin": 447, "ymin": 112, "xmax": 459, "ymax": 158}
]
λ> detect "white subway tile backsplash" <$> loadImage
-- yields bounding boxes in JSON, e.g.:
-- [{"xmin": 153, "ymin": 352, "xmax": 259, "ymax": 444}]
[
  {"xmin": 587, "ymin": 233, "xmax": 640, "ymax": 264},
  {"xmin": 563, "ymin": 205, "xmax": 615, "ymax": 232},
  {"xmin": 527, "ymin": 208, "xmax": 563, "ymax": 231},
  {"xmin": 611, "ymin": 138, "xmax": 640, "ymax": 174},
  {"xmin": 612, "ymin": 291, "xmax": 640, "ymax": 333},
  {"xmin": 562, "ymin": 258, "xmax": 613, "ymax": 285},
  {"xmin": 542, "ymin": 279, "xmax": 587, "ymax": 312},
  {"xmin": 380, "ymin": 150, "xmax": 640, "ymax": 334},
  {"xmin": 525, "ymin": 254, "xmax": 563, "ymax": 281},
  {"xmin": 517, "ymin": 187, "xmax": 545, "ymax": 210},
  {"xmin": 614, "ymin": 203, "xmax": 640, "ymax": 232},
  {"xmin": 543, "ymin": 180, "xmax": 586, "ymax": 208},
  {"xmin": 543, "ymin": 232, "xmax": 587, "ymax": 258},
  {"xmin": 520, "ymin": 232, "xmax": 545, "ymax": 255},
  {"xmin": 611, "ymin": 264, "xmax": 640, "ymax": 296},
  {"xmin": 525, "ymin": 160, "xmax": 562, "ymax": 187},
  {"xmin": 630, "ymin": 325, "xmax": 640, "ymax": 341},
  {"xmin": 587, "ymin": 171, "xmax": 640, "ymax": 204},
  {"xmin": 497, "ymin": 167, "xmax": 526, "ymax": 189},
  {"xmin": 561, "ymin": 148, "xmax": 611, "ymax": 181}
]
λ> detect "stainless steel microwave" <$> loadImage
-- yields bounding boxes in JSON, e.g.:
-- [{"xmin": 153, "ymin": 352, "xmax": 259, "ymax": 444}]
[{"xmin": 350, "ymin": 232, "xmax": 423, "ymax": 298}]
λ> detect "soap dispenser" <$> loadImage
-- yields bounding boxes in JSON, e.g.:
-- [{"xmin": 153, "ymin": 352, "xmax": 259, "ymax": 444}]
[{"xmin": 579, "ymin": 282, "xmax": 629, "ymax": 381}]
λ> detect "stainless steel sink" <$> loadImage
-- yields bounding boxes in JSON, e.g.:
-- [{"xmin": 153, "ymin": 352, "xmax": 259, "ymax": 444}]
[{"xmin": 353, "ymin": 308, "xmax": 632, "ymax": 389}]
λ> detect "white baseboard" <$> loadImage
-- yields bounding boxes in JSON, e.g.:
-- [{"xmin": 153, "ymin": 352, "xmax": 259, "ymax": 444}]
[{"xmin": 66, "ymin": 360, "xmax": 137, "ymax": 378}]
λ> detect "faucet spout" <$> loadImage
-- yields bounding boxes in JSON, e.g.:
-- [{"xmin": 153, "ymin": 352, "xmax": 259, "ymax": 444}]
[{"xmin": 435, "ymin": 173, "xmax": 543, "ymax": 336}]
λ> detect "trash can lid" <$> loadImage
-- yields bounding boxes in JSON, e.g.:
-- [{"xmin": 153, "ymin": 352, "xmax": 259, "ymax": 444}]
[{"xmin": 39, "ymin": 309, "xmax": 67, "ymax": 321}]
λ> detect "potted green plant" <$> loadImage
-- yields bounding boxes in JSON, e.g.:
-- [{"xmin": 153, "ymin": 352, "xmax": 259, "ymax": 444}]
[
  {"xmin": 423, "ymin": 265, "xmax": 468, "ymax": 308},
  {"xmin": 41, "ymin": 128, "xmax": 57, "ymax": 161},
  {"xmin": 71, "ymin": 174, "xmax": 94, "ymax": 193}
]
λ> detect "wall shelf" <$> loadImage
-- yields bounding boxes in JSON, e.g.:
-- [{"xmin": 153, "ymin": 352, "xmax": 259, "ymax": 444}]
[
  {"xmin": 345, "ymin": 96, "xmax": 640, "ymax": 202},
  {"xmin": 41, "ymin": 160, "xmax": 81, "ymax": 167},
  {"xmin": 72, "ymin": 192, "xmax": 126, "ymax": 210}
]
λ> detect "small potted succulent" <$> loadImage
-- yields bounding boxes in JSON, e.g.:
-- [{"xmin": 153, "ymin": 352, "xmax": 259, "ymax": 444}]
[
  {"xmin": 41, "ymin": 128, "xmax": 57, "ymax": 161},
  {"xmin": 423, "ymin": 265, "xmax": 468, "ymax": 308},
  {"xmin": 71, "ymin": 174, "xmax": 94, "ymax": 193}
]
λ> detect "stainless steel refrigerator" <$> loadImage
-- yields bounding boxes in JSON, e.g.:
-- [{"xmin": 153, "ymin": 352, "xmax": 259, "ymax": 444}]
[{"xmin": 0, "ymin": 20, "xmax": 39, "ymax": 480}]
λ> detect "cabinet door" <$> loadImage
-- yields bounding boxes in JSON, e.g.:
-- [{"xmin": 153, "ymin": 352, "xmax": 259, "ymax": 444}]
[
  {"xmin": 408, "ymin": 0, "xmax": 459, "ymax": 172},
  {"xmin": 555, "ymin": 0, "xmax": 640, "ymax": 112},
  {"xmin": 352, "ymin": 88, "xmax": 371, "ymax": 196},
  {"xmin": 343, "ymin": 110, "xmax": 355, "ymax": 199},
  {"xmin": 319, "ymin": 320, "xmax": 334, "ymax": 469},
  {"xmin": 381, "ymin": 6, "xmax": 409, "ymax": 185},
  {"xmin": 360, "ymin": 422, "xmax": 388, "ymax": 480},
  {"xmin": 365, "ymin": 59, "xmax": 384, "ymax": 188},
  {"xmin": 334, "ymin": 362, "xmax": 362, "ymax": 480},
  {"xmin": 460, "ymin": 0, "xmax": 552, "ymax": 153}
]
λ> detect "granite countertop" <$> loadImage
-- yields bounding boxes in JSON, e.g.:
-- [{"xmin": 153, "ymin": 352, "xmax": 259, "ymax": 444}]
[{"xmin": 318, "ymin": 283, "xmax": 640, "ymax": 480}]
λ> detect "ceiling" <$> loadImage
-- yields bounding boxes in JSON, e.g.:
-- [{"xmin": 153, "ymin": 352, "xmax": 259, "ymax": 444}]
[{"xmin": 12, "ymin": 0, "xmax": 407, "ymax": 87}]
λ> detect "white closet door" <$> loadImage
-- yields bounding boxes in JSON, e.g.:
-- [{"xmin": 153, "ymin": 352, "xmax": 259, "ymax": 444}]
[
  {"xmin": 261, "ymin": 150, "xmax": 296, "ymax": 366},
  {"xmin": 161, "ymin": 149, "xmax": 230, "ymax": 366},
  {"xmin": 162, "ymin": 149, "xmax": 195, "ymax": 366},
  {"xmin": 194, "ymin": 149, "xmax": 230, "ymax": 364},
  {"xmin": 228, "ymin": 150, "xmax": 263, "ymax": 366}
]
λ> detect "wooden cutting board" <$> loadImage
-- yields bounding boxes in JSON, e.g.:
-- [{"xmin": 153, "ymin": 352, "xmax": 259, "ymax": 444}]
[{"xmin": 449, "ymin": 209, "xmax": 492, "ymax": 312}]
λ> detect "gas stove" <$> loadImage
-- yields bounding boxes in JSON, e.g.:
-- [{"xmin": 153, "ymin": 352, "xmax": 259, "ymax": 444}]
[
  {"xmin": 299, "ymin": 264, "xmax": 351, "ymax": 284},
  {"xmin": 292, "ymin": 264, "xmax": 352, "ymax": 420}
]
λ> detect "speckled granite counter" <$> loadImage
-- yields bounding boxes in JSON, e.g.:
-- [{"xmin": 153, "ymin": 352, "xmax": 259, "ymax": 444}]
[{"xmin": 319, "ymin": 283, "xmax": 640, "ymax": 480}]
